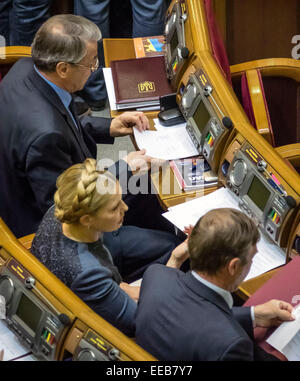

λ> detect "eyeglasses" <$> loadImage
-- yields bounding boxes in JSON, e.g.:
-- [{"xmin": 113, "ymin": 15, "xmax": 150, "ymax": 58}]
[{"xmin": 70, "ymin": 57, "xmax": 99, "ymax": 73}]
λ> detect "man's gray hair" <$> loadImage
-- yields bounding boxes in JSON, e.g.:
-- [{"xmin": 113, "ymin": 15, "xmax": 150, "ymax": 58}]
[{"xmin": 31, "ymin": 14, "xmax": 102, "ymax": 72}]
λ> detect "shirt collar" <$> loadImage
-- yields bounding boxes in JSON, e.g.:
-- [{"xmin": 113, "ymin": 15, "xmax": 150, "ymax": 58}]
[
  {"xmin": 191, "ymin": 270, "xmax": 233, "ymax": 309},
  {"xmin": 34, "ymin": 65, "xmax": 72, "ymax": 109}
]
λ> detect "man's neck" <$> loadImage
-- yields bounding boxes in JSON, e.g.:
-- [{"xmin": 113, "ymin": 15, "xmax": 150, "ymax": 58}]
[
  {"xmin": 38, "ymin": 69, "xmax": 69, "ymax": 92},
  {"xmin": 195, "ymin": 271, "xmax": 232, "ymax": 292}
]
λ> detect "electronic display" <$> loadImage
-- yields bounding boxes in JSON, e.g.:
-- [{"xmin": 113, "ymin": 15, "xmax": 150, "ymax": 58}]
[
  {"xmin": 15, "ymin": 293, "xmax": 42, "ymax": 335},
  {"xmin": 192, "ymin": 101, "xmax": 211, "ymax": 134},
  {"xmin": 247, "ymin": 176, "xmax": 271, "ymax": 211},
  {"xmin": 170, "ymin": 29, "xmax": 179, "ymax": 55}
]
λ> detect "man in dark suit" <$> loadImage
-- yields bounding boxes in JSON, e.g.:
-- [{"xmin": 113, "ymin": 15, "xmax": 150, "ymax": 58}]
[
  {"xmin": 0, "ymin": 14, "xmax": 165, "ymax": 238},
  {"xmin": 135, "ymin": 208, "xmax": 294, "ymax": 360}
]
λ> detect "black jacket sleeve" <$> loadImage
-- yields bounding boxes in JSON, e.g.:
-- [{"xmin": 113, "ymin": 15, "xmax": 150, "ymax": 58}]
[
  {"xmin": 80, "ymin": 114, "xmax": 114, "ymax": 144},
  {"xmin": 25, "ymin": 132, "xmax": 76, "ymax": 214}
]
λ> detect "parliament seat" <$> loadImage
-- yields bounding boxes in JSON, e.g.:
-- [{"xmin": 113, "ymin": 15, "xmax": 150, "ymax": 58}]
[
  {"xmin": 0, "ymin": 46, "xmax": 31, "ymax": 79},
  {"xmin": 230, "ymin": 59, "xmax": 300, "ymax": 170},
  {"xmin": 200, "ymin": 0, "xmax": 300, "ymax": 154},
  {"xmin": 203, "ymin": 0, "xmax": 232, "ymax": 86},
  {"xmin": 0, "ymin": 218, "xmax": 155, "ymax": 361},
  {"xmin": 198, "ymin": 1, "xmax": 299, "ymax": 148},
  {"xmin": 230, "ymin": 59, "xmax": 300, "ymax": 146},
  {"xmin": 275, "ymin": 144, "xmax": 300, "ymax": 174}
]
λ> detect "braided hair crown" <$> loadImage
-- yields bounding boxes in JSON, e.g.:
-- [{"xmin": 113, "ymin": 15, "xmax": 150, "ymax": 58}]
[{"xmin": 54, "ymin": 158, "xmax": 117, "ymax": 224}]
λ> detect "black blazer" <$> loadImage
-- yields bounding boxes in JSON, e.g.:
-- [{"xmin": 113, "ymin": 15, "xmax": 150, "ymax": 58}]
[
  {"xmin": 136, "ymin": 264, "xmax": 274, "ymax": 361},
  {"xmin": 0, "ymin": 57, "xmax": 116, "ymax": 237}
]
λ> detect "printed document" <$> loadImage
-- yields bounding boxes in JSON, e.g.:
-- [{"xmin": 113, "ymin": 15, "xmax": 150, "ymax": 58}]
[
  {"xmin": 0, "ymin": 320, "xmax": 34, "ymax": 361},
  {"xmin": 133, "ymin": 127, "xmax": 198, "ymax": 160},
  {"xmin": 163, "ymin": 187, "xmax": 286, "ymax": 281},
  {"xmin": 153, "ymin": 118, "xmax": 187, "ymax": 131},
  {"xmin": 267, "ymin": 304, "xmax": 300, "ymax": 361}
]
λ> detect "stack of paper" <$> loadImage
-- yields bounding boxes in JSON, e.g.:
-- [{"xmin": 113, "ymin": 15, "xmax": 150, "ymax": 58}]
[
  {"xmin": 163, "ymin": 187, "xmax": 286, "ymax": 281},
  {"xmin": 0, "ymin": 320, "xmax": 37, "ymax": 361},
  {"xmin": 133, "ymin": 126, "xmax": 198, "ymax": 160},
  {"xmin": 267, "ymin": 304, "xmax": 300, "ymax": 361}
]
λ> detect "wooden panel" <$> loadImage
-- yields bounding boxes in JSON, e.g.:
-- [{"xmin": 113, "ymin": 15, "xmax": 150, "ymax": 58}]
[
  {"xmin": 51, "ymin": 0, "xmax": 73, "ymax": 15},
  {"xmin": 225, "ymin": 0, "xmax": 300, "ymax": 64},
  {"xmin": 236, "ymin": 268, "xmax": 281, "ymax": 300},
  {"xmin": 0, "ymin": 46, "xmax": 31, "ymax": 65},
  {"xmin": 18, "ymin": 234, "xmax": 35, "ymax": 251},
  {"xmin": 103, "ymin": 38, "xmax": 136, "ymax": 68},
  {"xmin": 246, "ymin": 69, "xmax": 274, "ymax": 145},
  {"xmin": 230, "ymin": 58, "xmax": 300, "ymax": 82}
]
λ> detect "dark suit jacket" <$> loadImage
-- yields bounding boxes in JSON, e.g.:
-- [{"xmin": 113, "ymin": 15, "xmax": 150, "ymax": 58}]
[
  {"xmin": 0, "ymin": 57, "xmax": 127, "ymax": 237},
  {"xmin": 136, "ymin": 264, "xmax": 273, "ymax": 361}
]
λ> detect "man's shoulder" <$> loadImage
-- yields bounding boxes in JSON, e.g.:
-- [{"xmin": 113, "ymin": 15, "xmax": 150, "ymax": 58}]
[
  {"xmin": 143, "ymin": 263, "xmax": 180, "ymax": 279},
  {"xmin": 1, "ymin": 57, "xmax": 34, "ymax": 85}
]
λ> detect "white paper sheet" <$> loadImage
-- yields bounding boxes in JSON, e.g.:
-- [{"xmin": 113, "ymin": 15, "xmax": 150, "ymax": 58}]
[
  {"xmin": 133, "ymin": 127, "xmax": 198, "ymax": 160},
  {"xmin": 0, "ymin": 320, "xmax": 33, "ymax": 361},
  {"xmin": 163, "ymin": 187, "xmax": 286, "ymax": 280},
  {"xmin": 267, "ymin": 304, "xmax": 300, "ymax": 361},
  {"xmin": 103, "ymin": 67, "xmax": 117, "ymax": 110},
  {"xmin": 153, "ymin": 118, "xmax": 187, "ymax": 131}
]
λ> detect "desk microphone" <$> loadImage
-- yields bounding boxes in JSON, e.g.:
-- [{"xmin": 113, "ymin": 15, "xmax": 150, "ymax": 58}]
[{"xmin": 180, "ymin": 14, "xmax": 189, "ymax": 59}]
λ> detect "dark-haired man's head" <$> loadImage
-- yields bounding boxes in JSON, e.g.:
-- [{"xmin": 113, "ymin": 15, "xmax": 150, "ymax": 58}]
[{"xmin": 188, "ymin": 208, "xmax": 260, "ymax": 291}]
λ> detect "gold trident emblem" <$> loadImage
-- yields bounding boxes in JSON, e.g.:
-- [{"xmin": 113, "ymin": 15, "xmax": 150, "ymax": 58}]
[{"xmin": 138, "ymin": 81, "xmax": 156, "ymax": 93}]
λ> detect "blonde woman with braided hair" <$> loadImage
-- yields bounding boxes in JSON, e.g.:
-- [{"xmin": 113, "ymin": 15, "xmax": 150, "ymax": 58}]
[{"xmin": 32, "ymin": 159, "xmax": 188, "ymax": 336}]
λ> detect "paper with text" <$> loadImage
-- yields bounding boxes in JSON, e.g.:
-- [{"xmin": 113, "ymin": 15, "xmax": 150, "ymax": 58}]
[
  {"xmin": 163, "ymin": 187, "xmax": 286, "ymax": 280},
  {"xmin": 153, "ymin": 118, "xmax": 187, "ymax": 131},
  {"xmin": 0, "ymin": 320, "xmax": 33, "ymax": 361},
  {"xmin": 133, "ymin": 127, "xmax": 198, "ymax": 160},
  {"xmin": 267, "ymin": 304, "xmax": 300, "ymax": 361}
]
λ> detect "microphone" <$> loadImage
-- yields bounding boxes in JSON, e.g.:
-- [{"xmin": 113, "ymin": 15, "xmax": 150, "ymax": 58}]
[
  {"xmin": 59, "ymin": 313, "xmax": 71, "ymax": 326},
  {"xmin": 180, "ymin": 46, "xmax": 189, "ymax": 59},
  {"xmin": 285, "ymin": 195, "xmax": 296, "ymax": 209},
  {"xmin": 222, "ymin": 117, "xmax": 233, "ymax": 129}
]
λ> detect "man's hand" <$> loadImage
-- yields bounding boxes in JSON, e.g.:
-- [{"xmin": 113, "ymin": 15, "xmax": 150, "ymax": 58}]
[
  {"xmin": 183, "ymin": 224, "xmax": 194, "ymax": 236},
  {"xmin": 110, "ymin": 111, "xmax": 149, "ymax": 137},
  {"xmin": 123, "ymin": 149, "xmax": 166, "ymax": 175},
  {"xmin": 166, "ymin": 239, "xmax": 190, "ymax": 269},
  {"xmin": 254, "ymin": 299, "xmax": 295, "ymax": 328},
  {"xmin": 120, "ymin": 282, "xmax": 140, "ymax": 302}
]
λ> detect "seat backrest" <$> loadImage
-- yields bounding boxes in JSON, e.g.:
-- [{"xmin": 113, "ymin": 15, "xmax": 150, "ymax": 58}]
[
  {"xmin": 262, "ymin": 76, "xmax": 300, "ymax": 147},
  {"xmin": 203, "ymin": 0, "xmax": 232, "ymax": 86},
  {"xmin": 0, "ymin": 46, "xmax": 31, "ymax": 79},
  {"xmin": 241, "ymin": 69, "xmax": 276, "ymax": 146}
]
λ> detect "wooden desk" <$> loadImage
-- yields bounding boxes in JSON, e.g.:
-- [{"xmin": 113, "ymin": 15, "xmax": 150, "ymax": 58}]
[
  {"xmin": 103, "ymin": 38, "xmax": 293, "ymax": 300},
  {"xmin": 236, "ymin": 268, "xmax": 281, "ymax": 302},
  {"xmin": 103, "ymin": 38, "xmax": 156, "ymax": 119},
  {"xmin": 103, "ymin": 38, "xmax": 217, "ymax": 209}
]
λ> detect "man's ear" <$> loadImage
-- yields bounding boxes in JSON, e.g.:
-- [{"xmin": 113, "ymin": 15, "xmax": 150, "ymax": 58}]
[
  {"xmin": 56, "ymin": 61, "xmax": 70, "ymax": 79},
  {"xmin": 227, "ymin": 257, "xmax": 242, "ymax": 277}
]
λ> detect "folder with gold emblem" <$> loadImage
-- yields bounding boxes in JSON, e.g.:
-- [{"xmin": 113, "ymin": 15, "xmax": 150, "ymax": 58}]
[{"xmin": 110, "ymin": 56, "xmax": 172, "ymax": 110}]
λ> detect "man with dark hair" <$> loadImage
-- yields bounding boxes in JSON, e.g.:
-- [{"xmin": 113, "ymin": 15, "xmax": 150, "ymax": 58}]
[
  {"xmin": 0, "ymin": 14, "xmax": 165, "ymax": 238},
  {"xmin": 135, "ymin": 208, "xmax": 294, "ymax": 361}
]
